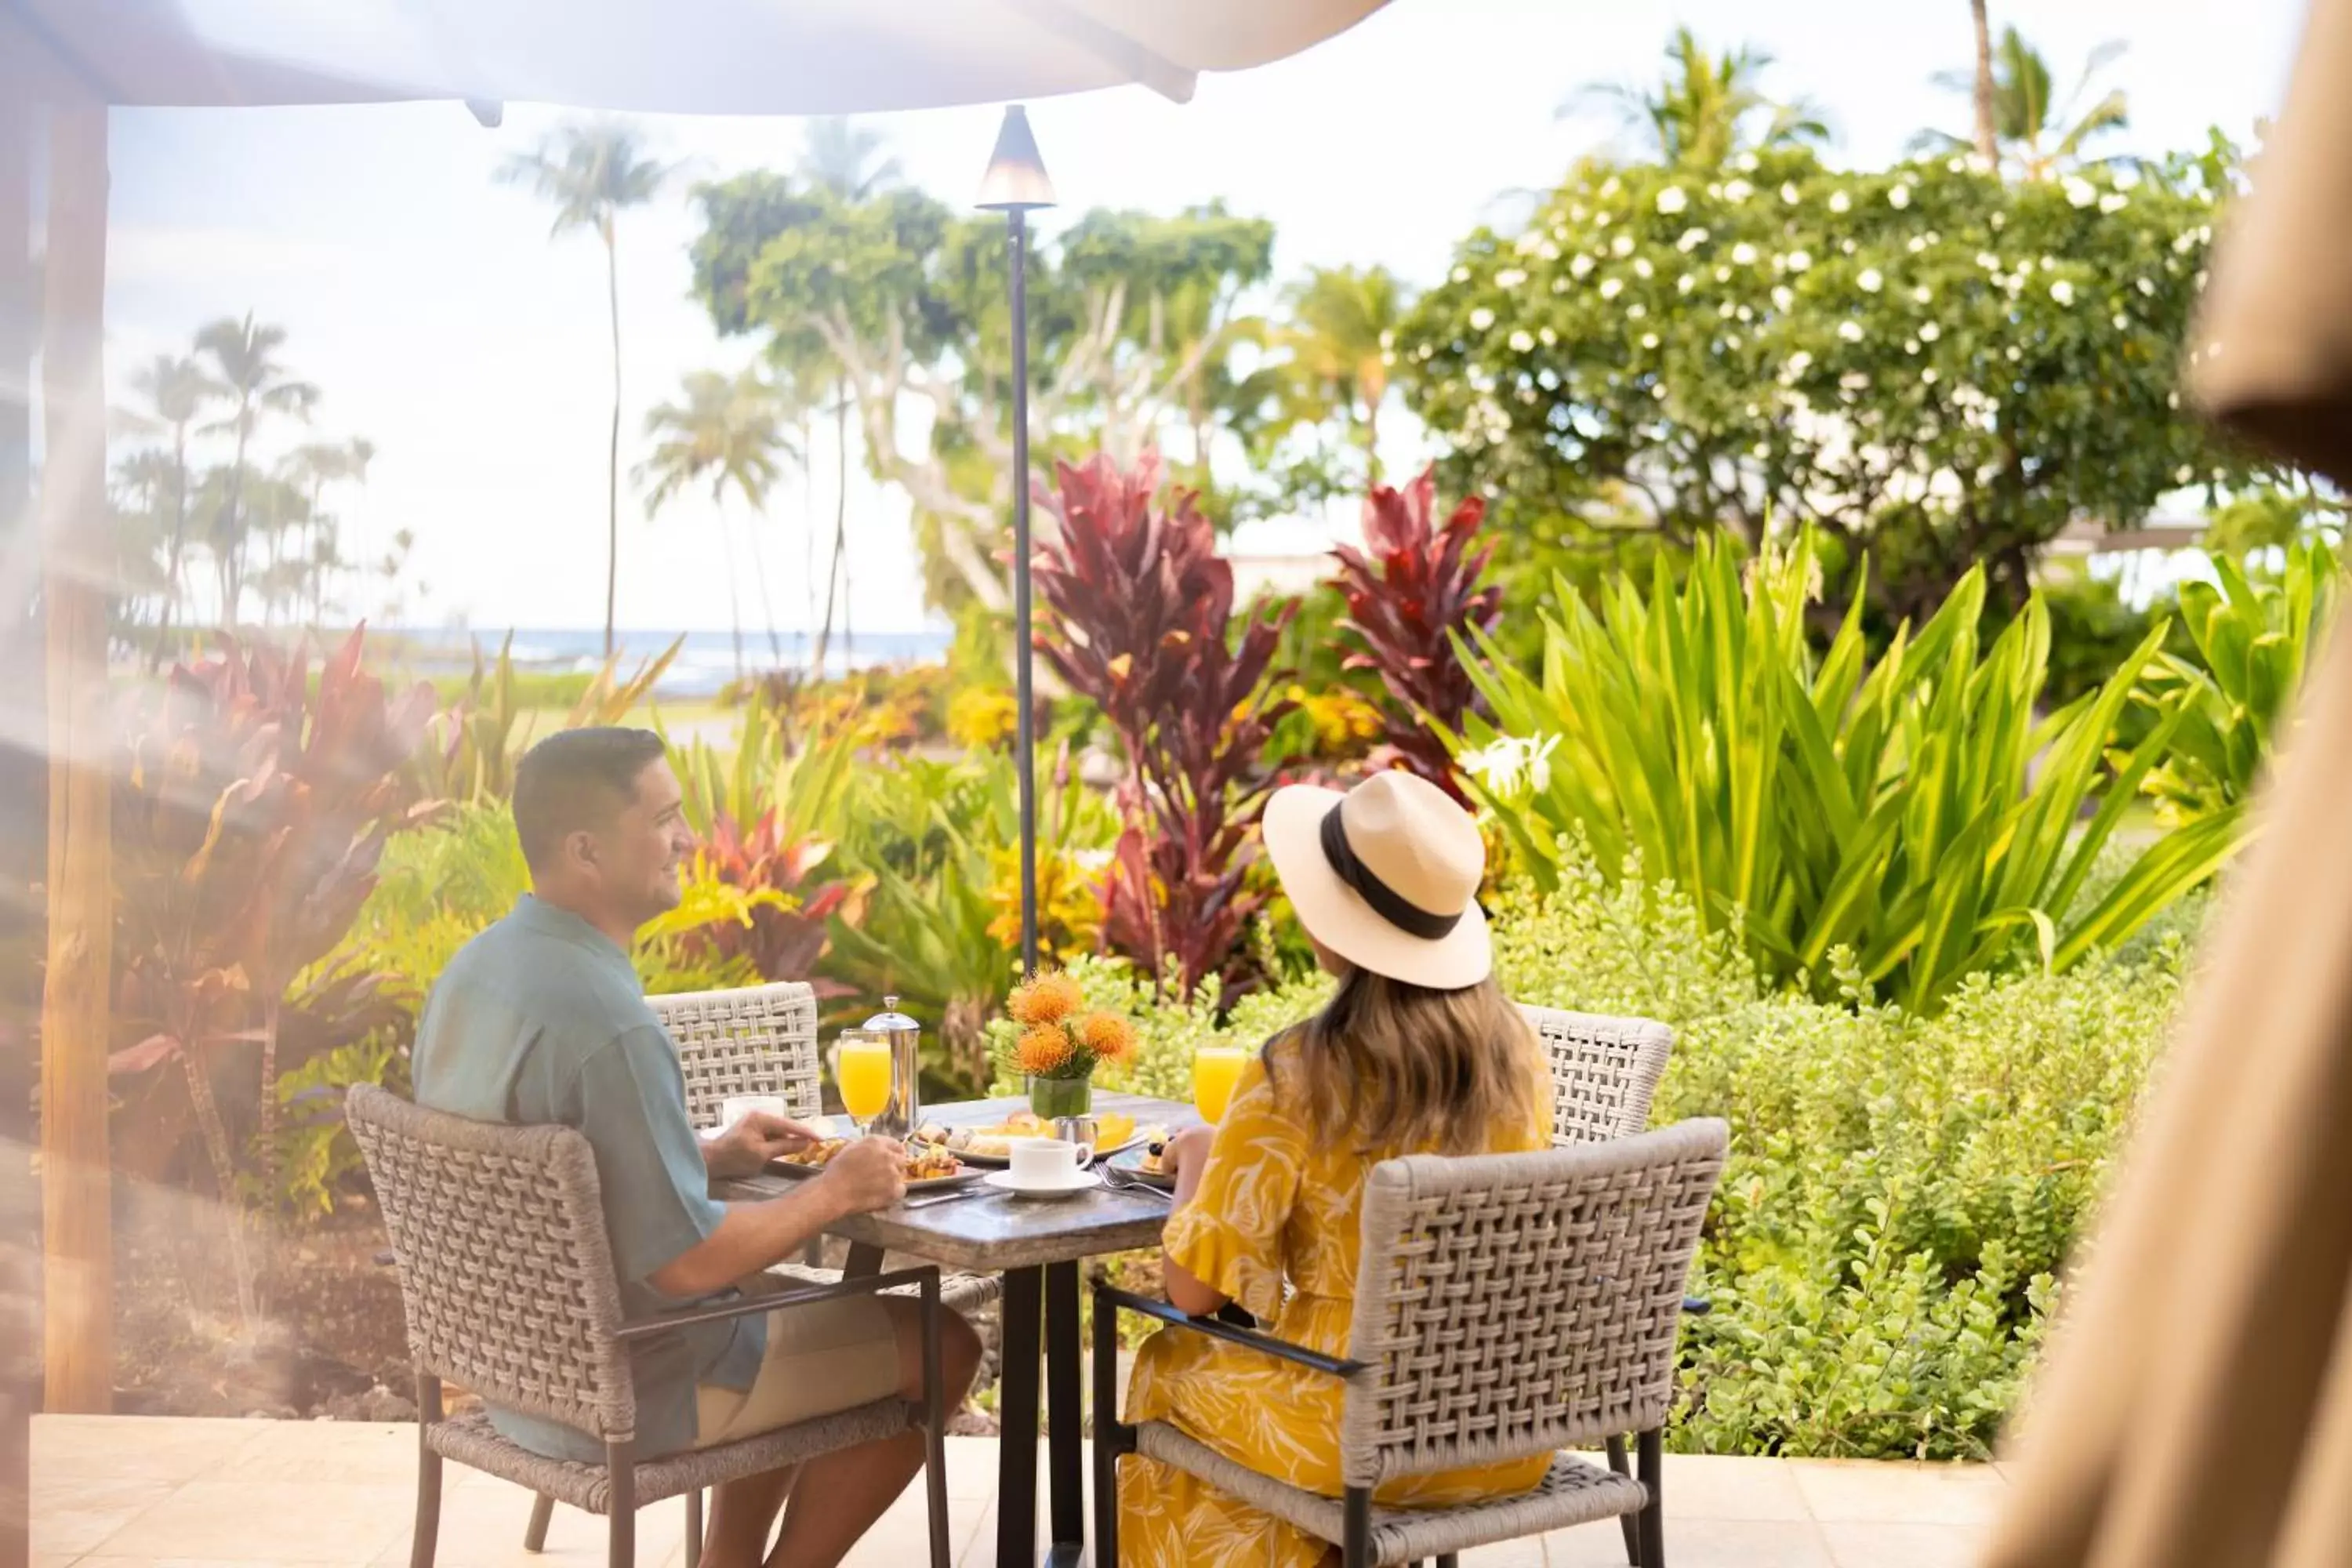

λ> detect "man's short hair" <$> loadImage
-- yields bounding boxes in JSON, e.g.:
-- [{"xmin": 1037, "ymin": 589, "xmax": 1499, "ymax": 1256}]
[{"xmin": 511, "ymin": 727, "xmax": 670, "ymax": 870}]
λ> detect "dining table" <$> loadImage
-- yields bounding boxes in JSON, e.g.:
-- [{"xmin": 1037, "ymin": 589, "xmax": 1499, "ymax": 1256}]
[{"xmin": 717, "ymin": 1089, "xmax": 1202, "ymax": 1568}]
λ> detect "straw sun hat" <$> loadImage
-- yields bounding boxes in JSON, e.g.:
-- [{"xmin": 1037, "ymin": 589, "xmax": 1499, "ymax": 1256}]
[{"xmin": 1262, "ymin": 770, "xmax": 1491, "ymax": 991}]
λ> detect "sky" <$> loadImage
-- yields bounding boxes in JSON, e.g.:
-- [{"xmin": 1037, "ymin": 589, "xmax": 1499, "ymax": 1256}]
[{"xmin": 100, "ymin": 0, "xmax": 2311, "ymax": 637}]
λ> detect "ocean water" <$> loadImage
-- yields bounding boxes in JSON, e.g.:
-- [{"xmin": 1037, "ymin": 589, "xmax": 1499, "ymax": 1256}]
[{"xmin": 383, "ymin": 626, "xmax": 952, "ymax": 698}]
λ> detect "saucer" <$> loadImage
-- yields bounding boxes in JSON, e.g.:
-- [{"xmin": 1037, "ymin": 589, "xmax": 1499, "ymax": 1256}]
[{"xmin": 983, "ymin": 1169, "xmax": 1102, "ymax": 1200}]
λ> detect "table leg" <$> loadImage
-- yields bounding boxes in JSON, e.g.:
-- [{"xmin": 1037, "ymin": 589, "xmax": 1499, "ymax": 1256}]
[
  {"xmin": 844, "ymin": 1241, "xmax": 884, "ymax": 1279},
  {"xmin": 997, "ymin": 1266, "xmax": 1043, "ymax": 1568},
  {"xmin": 1045, "ymin": 1261, "xmax": 1084, "ymax": 1566}
]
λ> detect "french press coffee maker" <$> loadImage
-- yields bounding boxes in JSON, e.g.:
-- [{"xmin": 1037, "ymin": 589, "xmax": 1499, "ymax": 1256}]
[{"xmin": 860, "ymin": 996, "xmax": 922, "ymax": 1139}]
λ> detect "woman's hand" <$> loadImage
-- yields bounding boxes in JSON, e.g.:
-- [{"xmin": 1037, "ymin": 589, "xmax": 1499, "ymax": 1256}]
[{"xmin": 1163, "ymin": 1125, "xmax": 1218, "ymax": 1206}]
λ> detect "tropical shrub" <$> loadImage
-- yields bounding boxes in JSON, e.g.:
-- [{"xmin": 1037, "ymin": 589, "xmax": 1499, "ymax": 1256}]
[
  {"xmin": 1457, "ymin": 530, "xmax": 2240, "ymax": 1010},
  {"xmin": 1397, "ymin": 141, "xmax": 2280, "ymax": 630},
  {"xmin": 1327, "ymin": 466, "xmax": 1501, "ymax": 800},
  {"xmin": 2136, "ymin": 539, "xmax": 2342, "ymax": 823},
  {"xmin": 411, "ymin": 631, "xmax": 682, "ymax": 804},
  {"xmin": 110, "ymin": 629, "xmax": 435, "ymax": 1316},
  {"xmin": 1033, "ymin": 452, "xmax": 1296, "ymax": 1002}
]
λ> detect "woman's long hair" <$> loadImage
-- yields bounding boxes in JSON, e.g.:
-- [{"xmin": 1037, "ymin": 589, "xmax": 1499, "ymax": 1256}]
[{"xmin": 1266, "ymin": 966, "xmax": 1543, "ymax": 1156}]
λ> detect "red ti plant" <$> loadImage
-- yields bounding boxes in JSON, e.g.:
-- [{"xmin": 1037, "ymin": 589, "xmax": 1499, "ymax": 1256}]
[
  {"xmin": 1031, "ymin": 451, "xmax": 1297, "ymax": 1004},
  {"xmin": 687, "ymin": 808, "xmax": 866, "ymax": 994},
  {"xmin": 111, "ymin": 627, "xmax": 435, "ymax": 1322},
  {"xmin": 1328, "ymin": 466, "xmax": 1501, "ymax": 803}
]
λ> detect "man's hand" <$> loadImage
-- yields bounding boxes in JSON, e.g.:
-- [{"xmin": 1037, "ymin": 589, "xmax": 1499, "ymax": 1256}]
[
  {"xmin": 702, "ymin": 1110, "xmax": 827, "ymax": 1181},
  {"xmin": 815, "ymin": 1137, "xmax": 909, "ymax": 1216}
]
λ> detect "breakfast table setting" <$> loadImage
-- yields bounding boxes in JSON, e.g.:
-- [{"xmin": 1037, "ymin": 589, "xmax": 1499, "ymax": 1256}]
[{"xmin": 710, "ymin": 981, "xmax": 1252, "ymax": 1568}]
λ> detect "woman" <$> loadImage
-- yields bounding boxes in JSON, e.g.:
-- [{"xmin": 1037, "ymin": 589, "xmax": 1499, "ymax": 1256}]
[{"xmin": 1119, "ymin": 769, "xmax": 1554, "ymax": 1567}]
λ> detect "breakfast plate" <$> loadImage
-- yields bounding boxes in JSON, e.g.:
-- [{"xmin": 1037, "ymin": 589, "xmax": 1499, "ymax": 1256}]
[
  {"xmin": 914, "ymin": 1111, "xmax": 1156, "ymax": 1165},
  {"xmin": 764, "ymin": 1136, "xmax": 978, "ymax": 1192},
  {"xmin": 1104, "ymin": 1145, "xmax": 1178, "ymax": 1191}
]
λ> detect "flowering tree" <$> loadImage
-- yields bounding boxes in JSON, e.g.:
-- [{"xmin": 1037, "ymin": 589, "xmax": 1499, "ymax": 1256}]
[{"xmin": 1397, "ymin": 142, "xmax": 2278, "ymax": 626}]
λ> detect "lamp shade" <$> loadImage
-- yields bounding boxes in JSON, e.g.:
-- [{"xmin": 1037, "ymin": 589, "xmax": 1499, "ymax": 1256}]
[{"xmin": 976, "ymin": 104, "xmax": 1056, "ymax": 211}]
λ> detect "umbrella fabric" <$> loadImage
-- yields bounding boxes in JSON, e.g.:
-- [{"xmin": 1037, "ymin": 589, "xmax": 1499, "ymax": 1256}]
[
  {"xmin": 1984, "ymin": 3, "xmax": 2352, "ymax": 1564},
  {"xmin": 6, "ymin": 0, "xmax": 1388, "ymax": 111}
]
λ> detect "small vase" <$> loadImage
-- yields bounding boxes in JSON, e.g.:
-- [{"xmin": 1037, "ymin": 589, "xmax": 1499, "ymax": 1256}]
[{"xmin": 1027, "ymin": 1073, "xmax": 1093, "ymax": 1121}]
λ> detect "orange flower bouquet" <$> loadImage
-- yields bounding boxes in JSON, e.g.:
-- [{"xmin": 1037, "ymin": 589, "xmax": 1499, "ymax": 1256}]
[{"xmin": 1007, "ymin": 970, "xmax": 1138, "ymax": 1120}]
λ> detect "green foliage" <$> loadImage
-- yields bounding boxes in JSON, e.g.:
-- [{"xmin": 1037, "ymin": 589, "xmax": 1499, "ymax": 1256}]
[
  {"xmin": 411, "ymin": 631, "xmax": 684, "ymax": 805},
  {"xmin": 266, "ymin": 1034, "xmax": 404, "ymax": 1220},
  {"xmin": 1456, "ymin": 531, "xmax": 2241, "ymax": 1010},
  {"xmin": 1399, "ymin": 144, "xmax": 2278, "ymax": 629},
  {"xmin": 2137, "ymin": 539, "xmax": 2343, "ymax": 822}
]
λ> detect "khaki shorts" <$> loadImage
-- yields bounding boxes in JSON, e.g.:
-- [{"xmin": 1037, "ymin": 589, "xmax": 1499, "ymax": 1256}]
[{"xmin": 694, "ymin": 1293, "xmax": 902, "ymax": 1449}]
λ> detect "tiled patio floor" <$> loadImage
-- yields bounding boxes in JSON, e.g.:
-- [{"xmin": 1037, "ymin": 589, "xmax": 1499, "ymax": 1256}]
[{"xmin": 32, "ymin": 1415, "xmax": 2004, "ymax": 1567}]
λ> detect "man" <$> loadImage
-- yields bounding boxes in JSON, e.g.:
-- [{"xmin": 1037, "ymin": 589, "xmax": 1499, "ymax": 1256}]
[{"xmin": 412, "ymin": 727, "xmax": 979, "ymax": 1568}]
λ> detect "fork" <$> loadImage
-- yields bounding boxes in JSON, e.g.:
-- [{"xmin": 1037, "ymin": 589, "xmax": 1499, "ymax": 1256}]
[{"xmin": 1099, "ymin": 1164, "xmax": 1173, "ymax": 1202}]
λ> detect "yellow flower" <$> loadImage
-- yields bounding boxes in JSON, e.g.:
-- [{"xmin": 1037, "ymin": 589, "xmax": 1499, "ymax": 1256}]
[
  {"xmin": 1016, "ymin": 1024, "xmax": 1076, "ymax": 1075},
  {"xmin": 1009, "ymin": 970, "xmax": 1084, "ymax": 1026},
  {"xmin": 947, "ymin": 685, "xmax": 1019, "ymax": 750},
  {"xmin": 1078, "ymin": 1011, "xmax": 1138, "ymax": 1065}
]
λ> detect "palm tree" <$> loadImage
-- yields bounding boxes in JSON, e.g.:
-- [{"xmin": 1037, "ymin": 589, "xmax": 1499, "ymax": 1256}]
[
  {"xmin": 798, "ymin": 118, "xmax": 902, "ymax": 680},
  {"xmin": 1916, "ymin": 27, "xmax": 2130, "ymax": 178},
  {"xmin": 637, "ymin": 367, "xmax": 797, "ymax": 681},
  {"xmin": 193, "ymin": 314, "xmax": 317, "ymax": 627},
  {"xmin": 499, "ymin": 122, "xmax": 673, "ymax": 656},
  {"xmin": 1276, "ymin": 266, "xmax": 1406, "ymax": 489},
  {"xmin": 1565, "ymin": 27, "xmax": 1831, "ymax": 168},
  {"xmin": 121, "ymin": 352, "xmax": 221, "ymax": 669},
  {"xmin": 280, "ymin": 436, "xmax": 375, "ymax": 623},
  {"xmin": 1969, "ymin": 1, "xmax": 1998, "ymax": 165}
]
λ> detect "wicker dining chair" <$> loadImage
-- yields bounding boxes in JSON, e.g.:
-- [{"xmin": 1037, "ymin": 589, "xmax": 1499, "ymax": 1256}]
[
  {"xmin": 1518, "ymin": 1004, "xmax": 1675, "ymax": 1145},
  {"xmin": 348, "ymin": 1083, "xmax": 953, "ymax": 1568},
  {"xmin": 1094, "ymin": 1117, "xmax": 1729, "ymax": 1568}
]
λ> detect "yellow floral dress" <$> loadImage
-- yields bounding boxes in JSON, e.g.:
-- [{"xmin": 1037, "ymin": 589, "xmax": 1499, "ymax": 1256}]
[{"xmin": 1118, "ymin": 1044, "xmax": 1552, "ymax": 1567}]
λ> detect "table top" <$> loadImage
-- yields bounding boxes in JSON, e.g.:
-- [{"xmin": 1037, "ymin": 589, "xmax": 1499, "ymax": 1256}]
[{"xmin": 717, "ymin": 1091, "xmax": 1201, "ymax": 1273}]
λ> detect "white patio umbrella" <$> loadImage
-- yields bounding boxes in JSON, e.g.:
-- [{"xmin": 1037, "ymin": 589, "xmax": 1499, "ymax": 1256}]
[{"xmin": 5, "ymin": 0, "xmax": 1395, "ymax": 1433}]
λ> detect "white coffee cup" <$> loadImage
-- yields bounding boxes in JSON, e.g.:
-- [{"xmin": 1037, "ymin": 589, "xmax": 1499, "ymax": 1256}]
[
  {"xmin": 1006, "ymin": 1137, "xmax": 1087, "ymax": 1188},
  {"xmin": 720, "ymin": 1094, "xmax": 788, "ymax": 1130}
]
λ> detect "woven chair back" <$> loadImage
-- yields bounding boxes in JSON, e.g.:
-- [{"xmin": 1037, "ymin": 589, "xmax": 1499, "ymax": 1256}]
[
  {"xmin": 1517, "ymin": 1004, "xmax": 1674, "ymax": 1144},
  {"xmin": 347, "ymin": 1083, "xmax": 638, "ymax": 1442},
  {"xmin": 1341, "ymin": 1117, "xmax": 1728, "ymax": 1488},
  {"xmin": 653, "ymin": 981, "xmax": 823, "ymax": 1127}
]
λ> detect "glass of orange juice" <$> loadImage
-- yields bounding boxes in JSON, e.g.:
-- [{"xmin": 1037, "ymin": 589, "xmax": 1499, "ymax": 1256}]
[
  {"xmin": 1193, "ymin": 1047, "xmax": 1247, "ymax": 1126},
  {"xmin": 835, "ymin": 1029, "xmax": 895, "ymax": 1138}
]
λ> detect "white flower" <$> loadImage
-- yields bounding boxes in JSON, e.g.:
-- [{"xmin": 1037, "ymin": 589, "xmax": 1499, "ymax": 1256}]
[
  {"xmin": 1888, "ymin": 183, "xmax": 1913, "ymax": 209},
  {"xmin": 1515, "ymin": 230, "xmax": 1544, "ymax": 256},
  {"xmin": 2176, "ymin": 464, "xmax": 2196, "ymax": 484},
  {"xmin": 1726, "ymin": 333, "xmax": 1743, "ymax": 349},
  {"xmin": 1947, "ymin": 156, "xmax": 1969, "ymax": 173},
  {"xmin": 1913, "ymin": 286, "xmax": 1933, "ymax": 304},
  {"xmin": 1731, "ymin": 151, "xmax": 1760, "ymax": 172},
  {"xmin": 1921, "ymin": 368, "xmax": 1939, "ymax": 384},
  {"xmin": 1786, "ymin": 249, "xmax": 1813, "ymax": 272},
  {"xmin": 1715, "ymin": 265, "xmax": 1732, "ymax": 281},
  {"xmin": 2063, "ymin": 176, "xmax": 2098, "ymax": 209},
  {"xmin": 1634, "ymin": 257, "xmax": 1655, "ymax": 279},
  {"xmin": 1570, "ymin": 253, "xmax": 1595, "ymax": 280},
  {"xmin": 1904, "ymin": 339, "xmax": 1919, "ymax": 354},
  {"xmin": 1640, "ymin": 332, "xmax": 1661, "ymax": 350},
  {"xmin": 1907, "ymin": 234, "xmax": 1929, "ymax": 254},
  {"xmin": 1772, "ymin": 285, "xmax": 1795, "ymax": 311},
  {"xmin": 1842, "ymin": 370, "xmax": 1871, "ymax": 390},
  {"xmin": 1599, "ymin": 277, "xmax": 1624, "ymax": 300},
  {"xmin": 1537, "ymin": 240, "xmax": 1561, "ymax": 260},
  {"xmin": 1627, "ymin": 303, "xmax": 1647, "ymax": 318},
  {"xmin": 1719, "ymin": 301, "xmax": 1737, "ymax": 318},
  {"xmin": 1611, "ymin": 234, "xmax": 1635, "ymax": 257},
  {"xmin": 1781, "ymin": 181, "xmax": 1802, "ymax": 204},
  {"xmin": 1656, "ymin": 185, "xmax": 1690, "ymax": 214},
  {"xmin": 2100, "ymin": 192, "xmax": 2129, "ymax": 214},
  {"xmin": 2174, "ymin": 230, "xmax": 2199, "ymax": 254},
  {"xmin": 1838, "ymin": 320, "xmax": 1865, "ymax": 343},
  {"xmin": 1652, "ymin": 383, "xmax": 1668, "ymax": 400},
  {"xmin": 1676, "ymin": 227, "xmax": 1710, "ymax": 252},
  {"xmin": 1858, "ymin": 267, "xmax": 1885, "ymax": 293},
  {"xmin": 1783, "ymin": 350, "xmax": 1813, "ymax": 379},
  {"xmin": 1978, "ymin": 252, "xmax": 2002, "ymax": 271},
  {"xmin": 1599, "ymin": 176, "xmax": 1622, "ymax": 198},
  {"xmin": 1724, "ymin": 179, "xmax": 1754, "ymax": 202},
  {"xmin": 1829, "ymin": 190, "xmax": 1853, "ymax": 214},
  {"xmin": 1450, "ymin": 265, "xmax": 1472, "ymax": 284},
  {"xmin": 2114, "ymin": 313, "xmax": 2130, "ymax": 331},
  {"xmin": 1415, "ymin": 343, "xmax": 1435, "ymax": 361},
  {"xmin": 1991, "ymin": 211, "xmax": 2007, "ymax": 229},
  {"xmin": 2167, "ymin": 391, "xmax": 2180, "ymax": 409},
  {"xmin": 1919, "ymin": 322, "xmax": 1941, "ymax": 342},
  {"xmin": 1737, "ymin": 305, "xmax": 1754, "ymax": 322},
  {"xmin": 2137, "ymin": 277, "xmax": 2158, "ymax": 296},
  {"xmin": 1539, "ymin": 327, "xmax": 1558, "ymax": 346},
  {"xmin": 1469, "ymin": 307, "xmax": 1496, "ymax": 331},
  {"xmin": 1731, "ymin": 242, "xmax": 1759, "ymax": 266},
  {"xmin": 1461, "ymin": 734, "xmax": 1559, "ymax": 797},
  {"xmin": 2007, "ymin": 345, "xmax": 2024, "ymax": 361},
  {"xmin": 2049, "ymin": 279, "xmax": 2076, "ymax": 306},
  {"xmin": 1494, "ymin": 267, "xmax": 1527, "ymax": 289},
  {"xmin": 1508, "ymin": 330, "xmax": 1536, "ymax": 352},
  {"xmin": 1552, "ymin": 278, "xmax": 1568, "ymax": 294},
  {"xmin": 1677, "ymin": 273, "xmax": 1697, "ymax": 294},
  {"xmin": 1595, "ymin": 210, "xmax": 1612, "ymax": 227}
]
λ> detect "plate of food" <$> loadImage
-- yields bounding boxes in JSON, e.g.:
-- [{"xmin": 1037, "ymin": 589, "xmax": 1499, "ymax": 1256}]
[
  {"xmin": 1103, "ymin": 1131, "xmax": 1181, "ymax": 1190},
  {"xmin": 913, "ymin": 1111, "xmax": 1156, "ymax": 1165},
  {"xmin": 767, "ymin": 1137, "xmax": 978, "ymax": 1191}
]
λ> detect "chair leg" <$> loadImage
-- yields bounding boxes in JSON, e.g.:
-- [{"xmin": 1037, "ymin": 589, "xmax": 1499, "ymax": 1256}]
[
  {"xmin": 1091, "ymin": 1279, "xmax": 1126, "ymax": 1568},
  {"xmin": 606, "ymin": 1439, "xmax": 636, "ymax": 1568},
  {"xmin": 1637, "ymin": 1428, "xmax": 1665, "ymax": 1568},
  {"xmin": 1607, "ymin": 1436, "xmax": 1639, "ymax": 1566},
  {"xmin": 412, "ymin": 1376, "xmax": 444, "ymax": 1568},
  {"xmin": 683, "ymin": 1489, "xmax": 701, "ymax": 1568},
  {"xmin": 921, "ymin": 1272, "xmax": 951, "ymax": 1568},
  {"xmin": 1437, "ymin": 1557, "xmax": 1460, "ymax": 1567},
  {"xmin": 523, "ymin": 1494, "xmax": 555, "ymax": 1553},
  {"xmin": 1343, "ymin": 1486, "xmax": 1371, "ymax": 1568}
]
